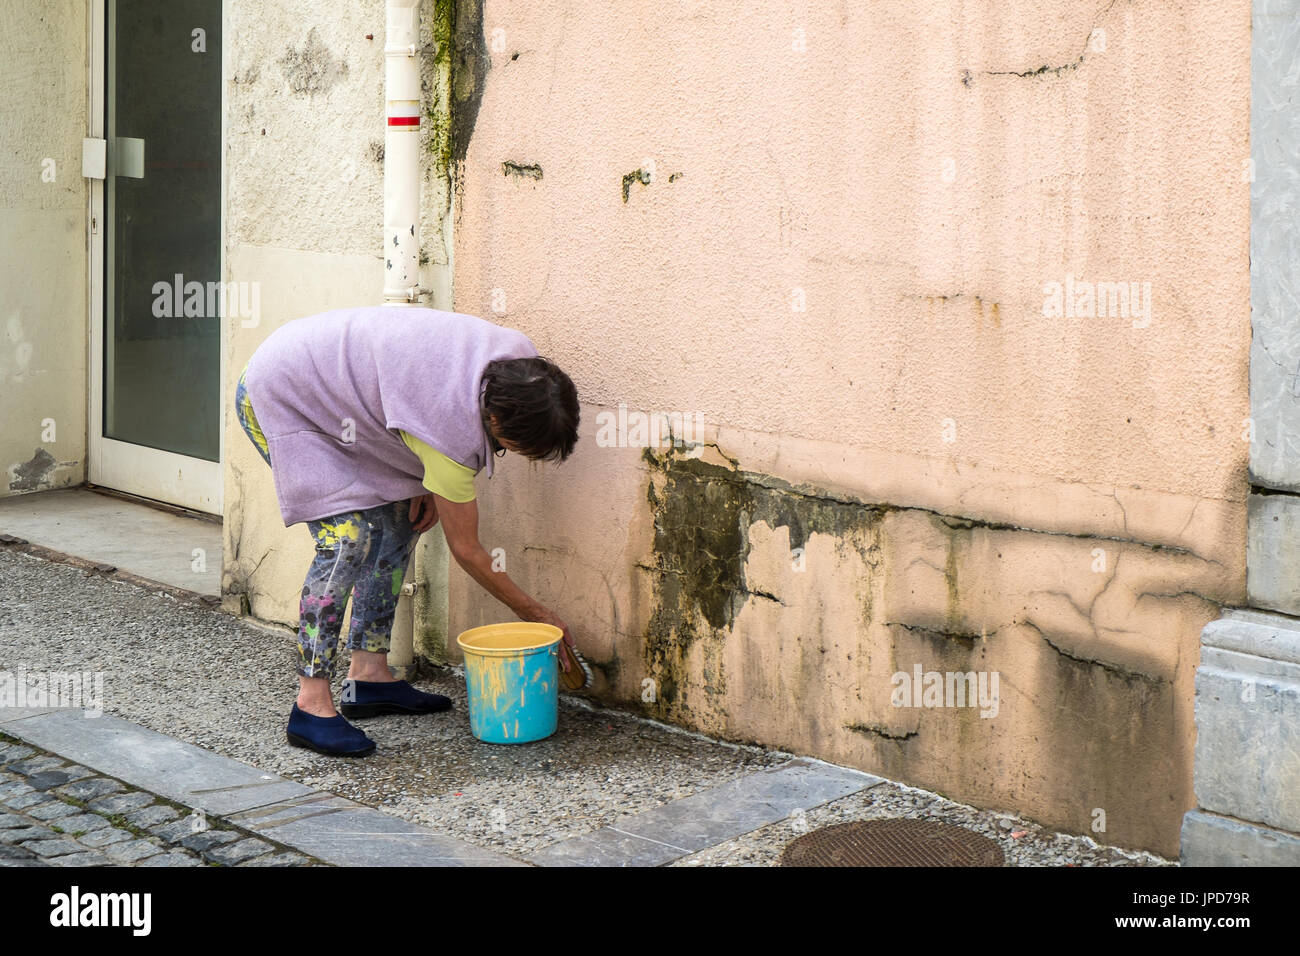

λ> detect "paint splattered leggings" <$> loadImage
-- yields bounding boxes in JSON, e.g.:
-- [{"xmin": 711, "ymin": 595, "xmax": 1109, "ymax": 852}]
[{"xmin": 235, "ymin": 367, "xmax": 418, "ymax": 679}]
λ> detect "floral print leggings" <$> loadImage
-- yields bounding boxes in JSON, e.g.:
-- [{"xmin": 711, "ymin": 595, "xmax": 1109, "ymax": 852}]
[{"xmin": 235, "ymin": 368, "xmax": 418, "ymax": 679}]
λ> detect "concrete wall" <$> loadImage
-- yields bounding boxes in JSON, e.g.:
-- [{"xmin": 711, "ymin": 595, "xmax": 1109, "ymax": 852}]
[
  {"xmin": 221, "ymin": 0, "xmax": 456, "ymax": 660},
  {"xmin": 1246, "ymin": 0, "xmax": 1300, "ymax": 614},
  {"xmin": 0, "ymin": 1, "xmax": 88, "ymax": 497},
  {"xmin": 1248, "ymin": 0, "xmax": 1300, "ymax": 495},
  {"xmin": 446, "ymin": 0, "xmax": 1251, "ymax": 856},
  {"xmin": 1181, "ymin": 0, "xmax": 1300, "ymax": 867}
]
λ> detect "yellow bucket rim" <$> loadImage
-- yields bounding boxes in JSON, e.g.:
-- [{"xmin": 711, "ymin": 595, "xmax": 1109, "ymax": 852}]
[{"xmin": 456, "ymin": 622, "xmax": 562, "ymax": 655}]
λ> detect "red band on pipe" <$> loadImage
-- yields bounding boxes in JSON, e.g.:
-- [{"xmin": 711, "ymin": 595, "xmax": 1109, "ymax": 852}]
[{"xmin": 387, "ymin": 116, "xmax": 420, "ymax": 126}]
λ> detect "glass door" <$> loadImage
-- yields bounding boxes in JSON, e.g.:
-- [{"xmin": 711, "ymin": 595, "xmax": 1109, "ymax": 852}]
[{"xmin": 90, "ymin": 0, "xmax": 223, "ymax": 513}]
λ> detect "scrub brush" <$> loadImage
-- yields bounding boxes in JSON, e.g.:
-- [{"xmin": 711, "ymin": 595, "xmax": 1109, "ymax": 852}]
[{"xmin": 558, "ymin": 640, "xmax": 593, "ymax": 691}]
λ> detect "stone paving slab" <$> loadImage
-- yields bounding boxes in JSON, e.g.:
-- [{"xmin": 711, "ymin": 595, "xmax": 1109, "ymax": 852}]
[
  {"xmin": 126, "ymin": 805, "xmax": 180, "ymax": 828},
  {"xmin": 58, "ymin": 813, "xmax": 111, "ymax": 834},
  {"xmin": 228, "ymin": 793, "xmax": 524, "ymax": 867},
  {"xmin": 4, "ymin": 712, "xmax": 522, "ymax": 867},
  {"xmin": 0, "ymin": 844, "xmax": 43, "ymax": 867},
  {"xmin": 138, "ymin": 852, "xmax": 202, "ymax": 867},
  {"xmin": 530, "ymin": 825, "xmax": 688, "ymax": 867},
  {"xmin": 0, "ymin": 827, "xmax": 57, "ymax": 847},
  {"xmin": 205, "ymin": 837, "xmax": 274, "ymax": 865},
  {"xmin": 102, "ymin": 838, "xmax": 168, "ymax": 864},
  {"xmin": 529, "ymin": 758, "xmax": 883, "ymax": 867},
  {"xmin": 0, "ymin": 706, "xmax": 58, "ymax": 725},
  {"xmin": 78, "ymin": 827, "xmax": 134, "ymax": 848},
  {"xmin": 2, "ymin": 709, "xmax": 313, "ymax": 815},
  {"xmin": 20, "ymin": 837, "xmax": 84, "ymax": 858},
  {"xmin": 27, "ymin": 802, "xmax": 80, "ymax": 822},
  {"xmin": 0, "ymin": 731, "xmax": 316, "ymax": 867}
]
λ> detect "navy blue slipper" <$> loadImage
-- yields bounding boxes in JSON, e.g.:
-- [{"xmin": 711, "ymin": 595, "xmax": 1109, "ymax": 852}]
[
  {"xmin": 286, "ymin": 703, "xmax": 376, "ymax": 757},
  {"xmin": 339, "ymin": 678, "xmax": 453, "ymax": 718}
]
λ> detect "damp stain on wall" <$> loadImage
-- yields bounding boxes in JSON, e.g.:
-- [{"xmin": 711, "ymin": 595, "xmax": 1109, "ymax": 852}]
[
  {"xmin": 277, "ymin": 27, "xmax": 349, "ymax": 97},
  {"xmin": 630, "ymin": 441, "xmax": 1221, "ymax": 780},
  {"xmin": 637, "ymin": 446, "xmax": 883, "ymax": 723},
  {"xmin": 449, "ymin": 0, "xmax": 486, "ymax": 167}
]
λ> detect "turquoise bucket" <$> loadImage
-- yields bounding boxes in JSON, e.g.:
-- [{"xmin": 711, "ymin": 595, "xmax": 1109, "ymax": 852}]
[{"xmin": 456, "ymin": 623, "xmax": 562, "ymax": 744}]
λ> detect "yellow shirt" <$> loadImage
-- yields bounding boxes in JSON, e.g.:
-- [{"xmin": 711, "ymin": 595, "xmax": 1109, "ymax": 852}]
[{"xmin": 399, "ymin": 431, "xmax": 477, "ymax": 502}]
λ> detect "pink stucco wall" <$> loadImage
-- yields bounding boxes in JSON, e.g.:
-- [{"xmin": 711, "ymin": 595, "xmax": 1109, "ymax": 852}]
[{"xmin": 449, "ymin": 0, "xmax": 1250, "ymax": 856}]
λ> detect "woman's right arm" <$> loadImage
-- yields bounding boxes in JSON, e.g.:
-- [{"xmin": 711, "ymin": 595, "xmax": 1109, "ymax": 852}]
[{"xmin": 434, "ymin": 495, "xmax": 576, "ymax": 658}]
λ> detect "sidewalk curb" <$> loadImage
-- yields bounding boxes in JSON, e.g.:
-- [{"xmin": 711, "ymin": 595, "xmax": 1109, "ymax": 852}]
[{"xmin": 0, "ymin": 709, "xmax": 523, "ymax": 867}]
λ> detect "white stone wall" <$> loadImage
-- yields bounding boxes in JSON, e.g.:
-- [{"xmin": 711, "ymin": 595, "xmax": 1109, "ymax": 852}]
[
  {"xmin": 222, "ymin": 0, "xmax": 456, "ymax": 662},
  {"xmin": 1184, "ymin": 0, "xmax": 1300, "ymax": 865},
  {"xmin": 0, "ymin": 1, "xmax": 88, "ymax": 498}
]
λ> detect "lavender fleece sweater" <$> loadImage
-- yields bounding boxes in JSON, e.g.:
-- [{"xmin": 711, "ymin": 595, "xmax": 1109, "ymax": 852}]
[{"xmin": 243, "ymin": 307, "xmax": 538, "ymax": 526}]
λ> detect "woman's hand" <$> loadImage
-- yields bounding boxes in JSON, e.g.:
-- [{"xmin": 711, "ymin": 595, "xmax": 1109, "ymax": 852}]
[
  {"xmin": 408, "ymin": 493, "xmax": 439, "ymax": 533},
  {"xmin": 528, "ymin": 605, "xmax": 576, "ymax": 670}
]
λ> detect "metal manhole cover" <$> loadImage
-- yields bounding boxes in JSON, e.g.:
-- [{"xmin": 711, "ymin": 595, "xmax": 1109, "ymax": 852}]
[{"xmin": 780, "ymin": 819, "xmax": 1004, "ymax": 867}]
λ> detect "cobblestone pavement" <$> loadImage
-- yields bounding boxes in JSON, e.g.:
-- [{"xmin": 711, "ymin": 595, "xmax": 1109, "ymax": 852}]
[{"xmin": 0, "ymin": 734, "xmax": 322, "ymax": 867}]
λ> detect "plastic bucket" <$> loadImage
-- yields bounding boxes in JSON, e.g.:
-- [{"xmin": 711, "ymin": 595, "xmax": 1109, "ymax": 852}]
[{"xmin": 456, "ymin": 622, "xmax": 562, "ymax": 744}]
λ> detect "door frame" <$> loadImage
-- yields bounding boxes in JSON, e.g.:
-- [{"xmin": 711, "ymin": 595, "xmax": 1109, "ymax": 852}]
[{"xmin": 87, "ymin": 0, "xmax": 226, "ymax": 516}]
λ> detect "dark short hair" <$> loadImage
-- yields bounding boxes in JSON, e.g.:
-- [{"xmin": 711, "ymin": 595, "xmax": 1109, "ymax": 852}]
[{"xmin": 481, "ymin": 357, "xmax": 579, "ymax": 462}]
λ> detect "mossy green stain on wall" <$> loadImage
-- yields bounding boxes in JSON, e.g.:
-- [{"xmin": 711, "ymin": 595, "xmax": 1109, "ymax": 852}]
[
  {"xmin": 639, "ymin": 447, "xmax": 884, "ymax": 718},
  {"xmin": 448, "ymin": 0, "xmax": 487, "ymax": 166},
  {"xmin": 423, "ymin": 0, "xmax": 454, "ymax": 175},
  {"xmin": 645, "ymin": 455, "xmax": 751, "ymax": 632}
]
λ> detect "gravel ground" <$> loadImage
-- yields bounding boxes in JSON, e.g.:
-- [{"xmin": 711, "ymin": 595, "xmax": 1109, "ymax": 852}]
[
  {"xmin": 0, "ymin": 549, "xmax": 782, "ymax": 857},
  {"xmin": 0, "ymin": 547, "xmax": 1175, "ymax": 865}
]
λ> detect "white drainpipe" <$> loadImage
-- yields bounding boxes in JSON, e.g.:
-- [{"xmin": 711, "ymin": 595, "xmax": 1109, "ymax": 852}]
[
  {"xmin": 384, "ymin": 0, "xmax": 422, "ymax": 675},
  {"xmin": 383, "ymin": 0, "xmax": 422, "ymax": 307}
]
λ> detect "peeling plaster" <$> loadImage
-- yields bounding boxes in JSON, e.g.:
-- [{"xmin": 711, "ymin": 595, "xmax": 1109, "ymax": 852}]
[
  {"xmin": 622, "ymin": 167, "xmax": 651, "ymax": 203},
  {"xmin": 501, "ymin": 161, "xmax": 543, "ymax": 180},
  {"xmin": 8, "ymin": 448, "xmax": 75, "ymax": 492}
]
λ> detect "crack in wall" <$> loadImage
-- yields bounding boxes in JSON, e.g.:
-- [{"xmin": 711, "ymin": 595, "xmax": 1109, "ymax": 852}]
[
  {"xmin": 634, "ymin": 563, "xmax": 785, "ymax": 605},
  {"xmin": 845, "ymin": 721, "xmax": 918, "ymax": 741},
  {"xmin": 225, "ymin": 459, "xmax": 275, "ymax": 616},
  {"xmin": 886, "ymin": 621, "xmax": 991, "ymax": 646},
  {"xmin": 1020, "ymin": 619, "xmax": 1167, "ymax": 685},
  {"xmin": 1032, "ymin": 550, "xmax": 1122, "ymax": 632},
  {"xmin": 979, "ymin": 0, "xmax": 1121, "ymax": 81}
]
